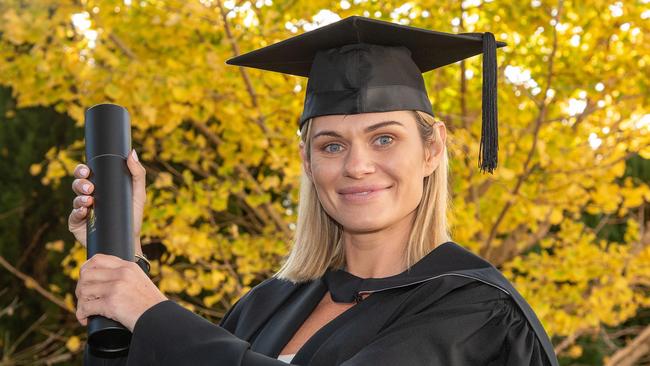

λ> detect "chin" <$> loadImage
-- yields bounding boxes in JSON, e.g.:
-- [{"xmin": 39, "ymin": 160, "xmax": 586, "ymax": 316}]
[{"xmin": 334, "ymin": 215, "xmax": 389, "ymax": 233}]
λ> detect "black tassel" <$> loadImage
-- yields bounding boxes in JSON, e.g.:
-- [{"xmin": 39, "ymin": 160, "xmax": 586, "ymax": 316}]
[{"xmin": 479, "ymin": 32, "xmax": 498, "ymax": 174}]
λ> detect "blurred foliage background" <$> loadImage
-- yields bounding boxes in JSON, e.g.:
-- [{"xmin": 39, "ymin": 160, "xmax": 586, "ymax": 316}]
[{"xmin": 0, "ymin": 0, "xmax": 649, "ymax": 364}]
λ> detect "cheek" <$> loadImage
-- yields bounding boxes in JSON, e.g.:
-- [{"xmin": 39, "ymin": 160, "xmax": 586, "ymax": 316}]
[
  {"xmin": 384, "ymin": 150, "xmax": 426, "ymax": 202},
  {"xmin": 310, "ymin": 158, "xmax": 339, "ymax": 184},
  {"xmin": 309, "ymin": 158, "xmax": 341, "ymax": 202}
]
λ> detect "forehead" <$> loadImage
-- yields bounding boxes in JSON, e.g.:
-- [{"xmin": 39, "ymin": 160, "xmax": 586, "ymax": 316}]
[{"xmin": 311, "ymin": 110, "xmax": 416, "ymax": 132}]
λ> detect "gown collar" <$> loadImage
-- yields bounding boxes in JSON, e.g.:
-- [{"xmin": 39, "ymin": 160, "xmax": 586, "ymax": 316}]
[{"xmin": 322, "ymin": 241, "xmax": 493, "ymax": 303}]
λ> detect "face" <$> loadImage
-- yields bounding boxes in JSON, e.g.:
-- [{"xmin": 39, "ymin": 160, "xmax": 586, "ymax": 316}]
[{"xmin": 300, "ymin": 111, "xmax": 446, "ymax": 234}]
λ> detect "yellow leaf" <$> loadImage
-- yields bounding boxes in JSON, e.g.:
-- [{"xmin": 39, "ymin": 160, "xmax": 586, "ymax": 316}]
[
  {"xmin": 550, "ymin": 208, "xmax": 563, "ymax": 225},
  {"xmin": 171, "ymin": 86, "xmax": 189, "ymax": 102},
  {"xmin": 154, "ymin": 172, "xmax": 174, "ymax": 188},
  {"xmin": 64, "ymin": 293, "xmax": 75, "ymax": 312},
  {"xmin": 49, "ymin": 284, "xmax": 61, "ymax": 293},
  {"xmin": 45, "ymin": 240, "xmax": 64, "ymax": 252},
  {"xmin": 104, "ymin": 83, "xmax": 123, "ymax": 100},
  {"xmin": 568, "ymin": 345, "xmax": 583, "ymax": 358},
  {"xmin": 29, "ymin": 163, "xmax": 42, "ymax": 176},
  {"xmin": 499, "ymin": 167, "xmax": 516, "ymax": 180},
  {"xmin": 187, "ymin": 282, "xmax": 201, "ymax": 296},
  {"xmin": 24, "ymin": 277, "xmax": 38, "ymax": 289},
  {"xmin": 203, "ymin": 293, "xmax": 222, "ymax": 308},
  {"xmin": 2, "ymin": 9, "xmax": 27, "ymax": 45},
  {"xmin": 611, "ymin": 161, "xmax": 626, "ymax": 177},
  {"xmin": 261, "ymin": 175, "xmax": 281, "ymax": 190},
  {"xmin": 639, "ymin": 145, "xmax": 650, "ymax": 160},
  {"xmin": 66, "ymin": 336, "xmax": 81, "ymax": 352}
]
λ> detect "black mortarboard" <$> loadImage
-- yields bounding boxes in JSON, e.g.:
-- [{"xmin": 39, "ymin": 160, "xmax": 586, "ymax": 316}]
[{"xmin": 226, "ymin": 16, "xmax": 507, "ymax": 173}]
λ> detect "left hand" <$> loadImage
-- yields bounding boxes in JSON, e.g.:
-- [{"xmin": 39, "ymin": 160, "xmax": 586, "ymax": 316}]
[{"xmin": 75, "ymin": 253, "xmax": 168, "ymax": 332}]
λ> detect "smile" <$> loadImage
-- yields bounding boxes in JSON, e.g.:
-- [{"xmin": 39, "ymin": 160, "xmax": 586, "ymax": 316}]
[{"xmin": 338, "ymin": 186, "xmax": 392, "ymax": 203}]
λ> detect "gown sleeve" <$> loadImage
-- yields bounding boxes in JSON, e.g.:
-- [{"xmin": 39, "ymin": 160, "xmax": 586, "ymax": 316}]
[
  {"xmin": 83, "ymin": 295, "xmax": 288, "ymax": 366},
  {"xmin": 340, "ymin": 285, "xmax": 556, "ymax": 366},
  {"xmin": 119, "ymin": 299, "xmax": 293, "ymax": 365},
  {"xmin": 85, "ymin": 281, "xmax": 558, "ymax": 366}
]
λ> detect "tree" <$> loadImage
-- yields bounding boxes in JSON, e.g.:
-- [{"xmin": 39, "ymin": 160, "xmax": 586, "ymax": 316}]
[{"xmin": 0, "ymin": 85, "xmax": 83, "ymax": 363}]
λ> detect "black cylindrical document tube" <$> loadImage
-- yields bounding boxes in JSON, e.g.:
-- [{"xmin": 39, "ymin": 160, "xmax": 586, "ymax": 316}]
[{"xmin": 84, "ymin": 103, "xmax": 133, "ymax": 355}]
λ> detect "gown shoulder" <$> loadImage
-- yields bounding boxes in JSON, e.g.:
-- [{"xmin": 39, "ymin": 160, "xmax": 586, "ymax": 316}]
[
  {"xmin": 344, "ymin": 278, "xmax": 556, "ymax": 366},
  {"xmin": 219, "ymin": 277, "xmax": 300, "ymax": 331}
]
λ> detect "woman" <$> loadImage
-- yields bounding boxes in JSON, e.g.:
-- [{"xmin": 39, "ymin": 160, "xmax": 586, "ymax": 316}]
[{"xmin": 70, "ymin": 16, "xmax": 559, "ymax": 365}]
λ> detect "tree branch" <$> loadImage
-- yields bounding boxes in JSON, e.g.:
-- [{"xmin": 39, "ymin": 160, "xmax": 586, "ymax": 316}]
[
  {"xmin": 605, "ymin": 323, "xmax": 650, "ymax": 366},
  {"xmin": 491, "ymin": 208, "xmax": 553, "ymax": 266},
  {"xmin": 216, "ymin": 0, "xmax": 269, "ymax": 135},
  {"xmin": 16, "ymin": 222, "xmax": 50, "ymax": 269},
  {"xmin": 108, "ymin": 32, "xmax": 137, "ymax": 60},
  {"xmin": 0, "ymin": 201, "xmax": 26, "ymax": 220},
  {"xmin": 544, "ymin": 152, "xmax": 635, "ymax": 175},
  {"xmin": 554, "ymin": 328, "xmax": 588, "ymax": 354},
  {"xmin": 0, "ymin": 255, "xmax": 71, "ymax": 313}
]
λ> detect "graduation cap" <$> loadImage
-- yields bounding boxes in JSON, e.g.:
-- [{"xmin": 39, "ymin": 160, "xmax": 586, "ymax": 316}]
[{"xmin": 226, "ymin": 16, "xmax": 507, "ymax": 174}]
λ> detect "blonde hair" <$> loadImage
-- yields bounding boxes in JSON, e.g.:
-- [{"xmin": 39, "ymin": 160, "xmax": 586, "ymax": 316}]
[{"xmin": 273, "ymin": 110, "xmax": 451, "ymax": 282}]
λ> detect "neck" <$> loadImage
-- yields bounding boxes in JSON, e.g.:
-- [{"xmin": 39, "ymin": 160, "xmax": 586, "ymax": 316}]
[{"xmin": 341, "ymin": 211, "xmax": 415, "ymax": 278}]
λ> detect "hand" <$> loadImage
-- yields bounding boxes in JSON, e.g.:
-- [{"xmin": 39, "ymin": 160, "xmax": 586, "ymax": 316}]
[
  {"xmin": 75, "ymin": 253, "xmax": 168, "ymax": 332},
  {"xmin": 68, "ymin": 149, "xmax": 146, "ymax": 254}
]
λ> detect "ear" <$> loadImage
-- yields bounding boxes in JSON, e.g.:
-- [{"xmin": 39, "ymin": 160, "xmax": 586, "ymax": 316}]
[
  {"xmin": 299, "ymin": 141, "xmax": 313, "ymax": 181},
  {"xmin": 423, "ymin": 122, "xmax": 447, "ymax": 176}
]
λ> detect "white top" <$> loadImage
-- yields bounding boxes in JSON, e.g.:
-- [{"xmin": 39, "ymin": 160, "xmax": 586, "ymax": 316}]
[{"xmin": 277, "ymin": 353, "xmax": 296, "ymax": 363}]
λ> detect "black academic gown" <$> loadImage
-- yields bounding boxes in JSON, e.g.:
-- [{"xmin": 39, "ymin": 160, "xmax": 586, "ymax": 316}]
[{"xmin": 84, "ymin": 241, "xmax": 560, "ymax": 365}]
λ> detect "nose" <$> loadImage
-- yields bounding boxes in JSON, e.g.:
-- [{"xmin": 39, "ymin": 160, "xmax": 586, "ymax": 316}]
[{"xmin": 343, "ymin": 144, "xmax": 375, "ymax": 178}]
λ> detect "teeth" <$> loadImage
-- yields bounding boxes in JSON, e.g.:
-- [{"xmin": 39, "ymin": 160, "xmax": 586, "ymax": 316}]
[{"xmin": 353, "ymin": 191, "xmax": 370, "ymax": 195}]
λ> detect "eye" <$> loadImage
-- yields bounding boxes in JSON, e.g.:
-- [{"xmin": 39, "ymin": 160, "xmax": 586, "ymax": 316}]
[
  {"xmin": 374, "ymin": 135, "xmax": 394, "ymax": 146},
  {"xmin": 323, "ymin": 143, "xmax": 344, "ymax": 153}
]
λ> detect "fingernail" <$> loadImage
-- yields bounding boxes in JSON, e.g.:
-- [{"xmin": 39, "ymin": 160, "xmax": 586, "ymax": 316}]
[
  {"xmin": 132, "ymin": 149, "xmax": 139, "ymax": 162},
  {"xmin": 82, "ymin": 184, "xmax": 90, "ymax": 193},
  {"xmin": 82, "ymin": 196, "xmax": 89, "ymax": 203},
  {"xmin": 80, "ymin": 168, "xmax": 88, "ymax": 176}
]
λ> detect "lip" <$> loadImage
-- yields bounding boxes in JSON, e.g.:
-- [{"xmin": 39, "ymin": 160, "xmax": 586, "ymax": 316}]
[{"xmin": 337, "ymin": 185, "xmax": 392, "ymax": 202}]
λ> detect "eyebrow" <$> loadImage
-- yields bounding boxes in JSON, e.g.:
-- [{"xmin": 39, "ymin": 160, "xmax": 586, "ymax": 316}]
[{"xmin": 312, "ymin": 120, "xmax": 405, "ymax": 140}]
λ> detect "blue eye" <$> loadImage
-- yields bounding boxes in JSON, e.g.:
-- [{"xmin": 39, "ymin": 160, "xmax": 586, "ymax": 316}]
[
  {"xmin": 324, "ymin": 143, "xmax": 343, "ymax": 153},
  {"xmin": 375, "ymin": 135, "xmax": 394, "ymax": 146}
]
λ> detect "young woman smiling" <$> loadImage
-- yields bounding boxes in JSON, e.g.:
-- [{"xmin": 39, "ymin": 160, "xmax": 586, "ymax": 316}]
[{"xmin": 70, "ymin": 16, "xmax": 559, "ymax": 366}]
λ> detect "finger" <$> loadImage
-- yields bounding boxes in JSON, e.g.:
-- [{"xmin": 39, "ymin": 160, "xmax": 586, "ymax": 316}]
[
  {"xmin": 78, "ymin": 267, "xmax": 126, "ymax": 285},
  {"xmin": 76, "ymin": 293, "xmax": 111, "ymax": 324},
  {"xmin": 127, "ymin": 149, "xmax": 147, "ymax": 203},
  {"xmin": 73, "ymin": 195, "xmax": 93, "ymax": 209},
  {"xmin": 76, "ymin": 280, "xmax": 111, "ymax": 302},
  {"xmin": 68, "ymin": 206, "xmax": 88, "ymax": 225},
  {"xmin": 81, "ymin": 253, "xmax": 130, "ymax": 274},
  {"xmin": 74, "ymin": 164, "xmax": 91, "ymax": 179},
  {"xmin": 72, "ymin": 178, "xmax": 94, "ymax": 195}
]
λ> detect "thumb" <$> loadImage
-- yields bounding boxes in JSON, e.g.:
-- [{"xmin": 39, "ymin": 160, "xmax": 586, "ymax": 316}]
[{"xmin": 127, "ymin": 149, "xmax": 146, "ymax": 201}]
